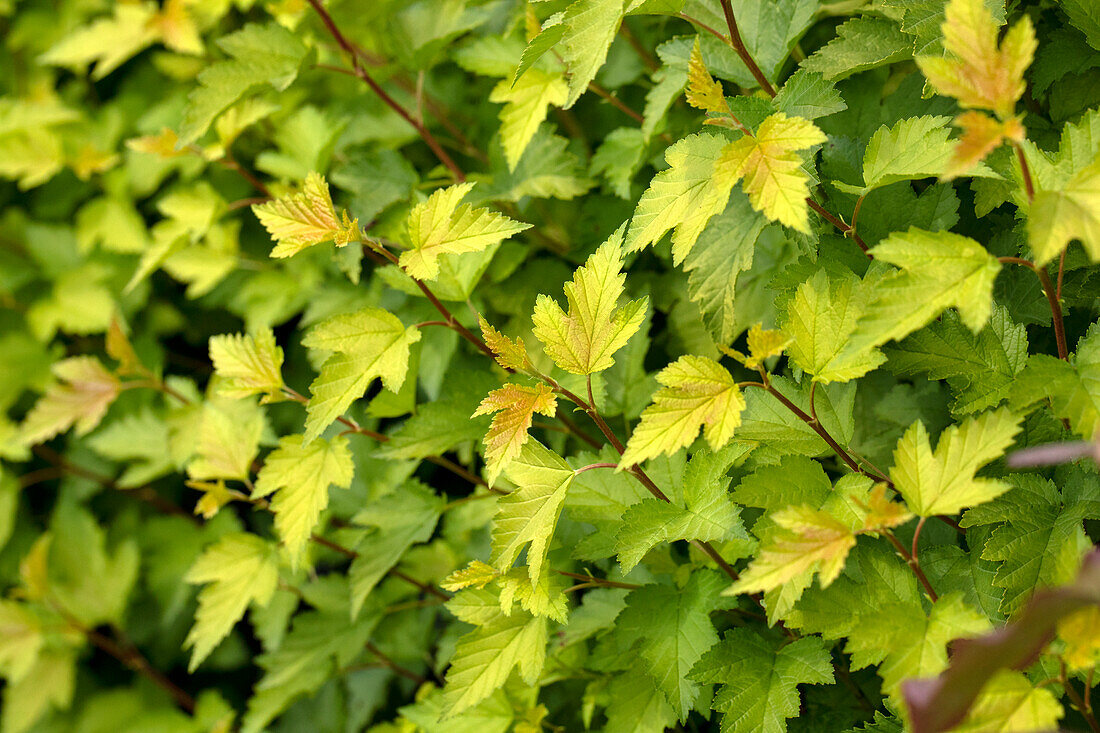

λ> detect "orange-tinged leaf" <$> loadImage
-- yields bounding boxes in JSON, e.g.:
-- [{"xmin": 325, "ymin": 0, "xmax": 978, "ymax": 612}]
[
  {"xmin": 944, "ymin": 112, "xmax": 1025, "ymax": 179},
  {"xmin": 861, "ymin": 484, "xmax": 914, "ymax": 532},
  {"xmin": 473, "ymin": 382, "xmax": 558, "ymax": 484},
  {"xmin": 916, "ymin": 0, "xmax": 1036, "ymax": 119},
  {"xmin": 480, "ymin": 316, "xmax": 530, "ymax": 372},
  {"xmin": 19, "ymin": 357, "xmax": 121, "ymax": 445},
  {"xmin": 619, "ymin": 355, "xmax": 745, "ymax": 467},
  {"xmin": 105, "ymin": 316, "xmax": 144, "ymax": 376},
  {"xmin": 729, "ymin": 505, "xmax": 856, "ymax": 595},
  {"xmin": 685, "ymin": 38, "xmax": 729, "ymax": 116}
]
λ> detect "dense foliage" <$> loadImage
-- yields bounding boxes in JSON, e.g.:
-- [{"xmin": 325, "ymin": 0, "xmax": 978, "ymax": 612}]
[{"xmin": 3, "ymin": 0, "xmax": 1100, "ymax": 730}]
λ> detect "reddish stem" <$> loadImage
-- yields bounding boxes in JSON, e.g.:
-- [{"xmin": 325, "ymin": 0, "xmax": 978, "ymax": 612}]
[{"xmin": 718, "ymin": 0, "xmax": 776, "ymax": 96}]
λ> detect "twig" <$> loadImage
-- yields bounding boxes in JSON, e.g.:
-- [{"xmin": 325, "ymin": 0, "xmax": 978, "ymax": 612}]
[
  {"xmin": 884, "ymin": 531, "xmax": 938, "ymax": 601},
  {"xmin": 1061, "ymin": 660, "xmax": 1100, "ymax": 733},
  {"xmin": 555, "ymin": 570, "xmax": 640, "ymax": 590},
  {"xmin": 366, "ymin": 640, "xmax": 428, "ymax": 685},
  {"xmin": 1012, "ymin": 141, "xmax": 1035, "ymax": 202},
  {"xmin": 998, "ymin": 257, "xmax": 1068, "ymax": 360},
  {"xmin": 305, "ymin": 0, "xmax": 466, "ymax": 182},
  {"xmin": 718, "ymin": 0, "xmax": 776, "ymax": 96}
]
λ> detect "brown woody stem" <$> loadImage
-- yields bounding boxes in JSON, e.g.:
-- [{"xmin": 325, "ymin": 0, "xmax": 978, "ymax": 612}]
[
  {"xmin": 718, "ymin": 0, "xmax": 777, "ymax": 96},
  {"xmin": 305, "ymin": 0, "xmax": 466, "ymax": 182}
]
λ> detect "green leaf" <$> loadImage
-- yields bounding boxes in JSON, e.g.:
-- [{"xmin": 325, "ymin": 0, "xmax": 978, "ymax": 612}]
[
  {"xmin": 847, "ymin": 592, "xmax": 988, "ymax": 698},
  {"xmin": 802, "ymin": 17, "xmax": 912, "ymax": 81},
  {"xmin": 949, "ymin": 670, "xmax": 1063, "ymax": 732},
  {"xmin": 841, "ymin": 228, "xmax": 1001, "ymax": 358},
  {"xmin": 1, "ymin": 650, "xmax": 75, "ymax": 733},
  {"xmin": 87, "ymin": 409, "xmax": 175, "ymax": 487},
  {"xmin": 963, "ymin": 474, "xmax": 1100, "ymax": 614},
  {"xmin": 491, "ymin": 440, "xmax": 574, "ymax": 585},
  {"xmin": 1028, "ymin": 156, "xmax": 1100, "ymax": 266},
  {"xmin": 252, "ymin": 434, "xmax": 354, "ymax": 569},
  {"xmin": 179, "ymin": 22, "xmax": 308, "ymax": 144},
  {"xmin": 1014, "ymin": 327, "xmax": 1100, "ymax": 440},
  {"xmin": 885, "ymin": 305, "xmax": 1027, "ymax": 414},
  {"xmin": 532, "ymin": 229, "xmax": 648, "ymax": 375},
  {"xmin": 780, "ymin": 269, "xmax": 887, "ymax": 383},
  {"xmin": 689, "ymin": 629, "xmax": 834, "ymax": 733},
  {"xmin": 614, "ymin": 571, "xmax": 725, "ymax": 719},
  {"xmin": 400, "ymin": 183, "xmax": 531, "ymax": 280},
  {"xmin": 185, "ymin": 533, "xmax": 279, "ymax": 671},
  {"xmin": 615, "ymin": 446, "xmax": 749, "ymax": 571},
  {"xmin": 604, "ymin": 671, "xmax": 678, "ymax": 733},
  {"xmin": 625, "ymin": 132, "xmax": 731, "ymax": 262},
  {"xmin": 590, "ymin": 127, "xmax": 647, "ymax": 199},
  {"xmin": 301, "ymin": 308, "xmax": 421, "ymax": 443},
  {"xmin": 209, "ymin": 328, "xmax": 285, "ymax": 401},
  {"xmin": 619, "ymin": 355, "xmax": 746, "ymax": 467},
  {"xmin": 682, "ymin": 192, "xmax": 769, "ymax": 345},
  {"xmin": 348, "ymin": 482, "xmax": 444, "ymax": 617},
  {"xmin": 860, "ymin": 116, "xmax": 956, "ymax": 192},
  {"xmin": 39, "ymin": 3, "xmax": 158, "ymax": 80},
  {"xmin": 559, "ymin": 0, "xmax": 624, "ymax": 109},
  {"xmin": 772, "ymin": 70, "xmax": 847, "ymax": 121},
  {"xmin": 889, "ymin": 407, "xmax": 1021, "ymax": 516},
  {"xmin": 441, "ymin": 611, "xmax": 548, "ymax": 716}
]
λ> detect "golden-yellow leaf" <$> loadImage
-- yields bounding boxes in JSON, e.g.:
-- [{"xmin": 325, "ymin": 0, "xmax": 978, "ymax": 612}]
[
  {"xmin": 685, "ymin": 38, "xmax": 729, "ymax": 117},
  {"xmin": 728, "ymin": 506, "xmax": 856, "ymax": 595},
  {"xmin": 715, "ymin": 113, "xmax": 826, "ymax": 232},
  {"xmin": 480, "ymin": 316, "xmax": 530, "ymax": 372},
  {"xmin": 442, "ymin": 560, "xmax": 500, "ymax": 592},
  {"xmin": 619, "ymin": 355, "xmax": 745, "ymax": 467},
  {"xmin": 253, "ymin": 172, "xmax": 360, "ymax": 258}
]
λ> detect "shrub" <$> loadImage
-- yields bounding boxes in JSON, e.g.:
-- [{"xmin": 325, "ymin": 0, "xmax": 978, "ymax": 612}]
[{"xmin": 2, "ymin": 0, "xmax": 1100, "ymax": 731}]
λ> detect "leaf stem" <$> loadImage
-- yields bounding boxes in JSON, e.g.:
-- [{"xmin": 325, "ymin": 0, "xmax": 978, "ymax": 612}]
[
  {"xmin": 718, "ymin": 0, "xmax": 776, "ymax": 96},
  {"xmin": 884, "ymin": 531, "xmax": 938, "ymax": 601},
  {"xmin": 555, "ymin": 570, "xmax": 640, "ymax": 590},
  {"xmin": 806, "ymin": 198, "xmax": 870, "ymax": 253},
  {"xmin": 54, "ymin": 603, "xmax": 195, "ymax": 713},
  {"xmin": 305, "ymin": 0, "xmax": 466, "ymax": 182},
  {"xmin": 998, "ymin": 257, "xmax": 1068, "ymax": 360},
  {"xmin": 366, "ymin": 640, "xmax": 429, "ymax": 685},
  {"xmin": 1012, "ymin": 141, "xmax": 1035, "ymax": 202},
  {"xmin": 1061, "ymin": 660, "xmax": 1100, "ymax": 733}
]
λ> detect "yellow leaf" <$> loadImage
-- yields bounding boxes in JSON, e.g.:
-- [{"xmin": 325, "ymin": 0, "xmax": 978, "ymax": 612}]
[
  {"xmin": 209, "ymin": 328, "xmax": 285, "ymax": 401},
  {"xmin": 19, "ymin": 357, "xmax": 121, "ymax": 446},
  {"xmin": 480, "ymin": 316, "xmax": 530, "ymax": 372},
  {"xmin": 399, "ymin": 182, "xmax": 531, "ymax": 280},
  {"xmin": 944, "ymin": 112, "xmax": 1025, "ymax": 179},
  {"xmin": 252, "ymin": 434, "xmax": 354, "ymax": 568},
  {"xmin": 619, "ymin": 355, "xmax": 745, "ymax": 467},
  {"xmin": 187, "ymin": 479, "xmax": 235, "ymax": 520},
  {"xmin": 489, "ymin": 69, "xmax": 569, "ymax": 171},
  {"xmin": 729, "ymin": 505, "xmax": 856, "ymax": 595},
  {"xmin": 1028, "ymin": 156, "xmax": 1100, "ymax": 266},
  {"xmin": 253, "ymin": 172, "xmax": 360, "ymax": 258},
  {"xmin": 473, "ymin": 382, "xmax": 558, "ymax": 484},
  {"xmin": 1058, "ymin": 605, "xmax": 1100, "ymax": 671},
  {"xmin": 442, "ymin": 560, "xmax": 501, "ymax": 592},
  {"xmin": 745, "ymin": 323, "xmax": 791, "ymax": 369},
  {"xmin": 186, "ymin": 398, "xmax": 265, "ymax": 482},
  {"xmin": 105, "ymin": 316, "xmax": 145, "ymax": 376},
  {"xmin": 126, "ymin": 127, "xmax": 189, "ymax": 158},
  {"xmin": 685, "ymin": 38, "xmax": 729, "ymax": 116},
  {"xmin": 715, "ymin": 113, "xmax": 826, "ymax": 233},
  {"xmin": 916, "ymin": 0, "xmax": 1036, "ymax": 119},
  {"xmin": 531, "ymin": 231, "xmax": 648, "ymax": 375}
]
